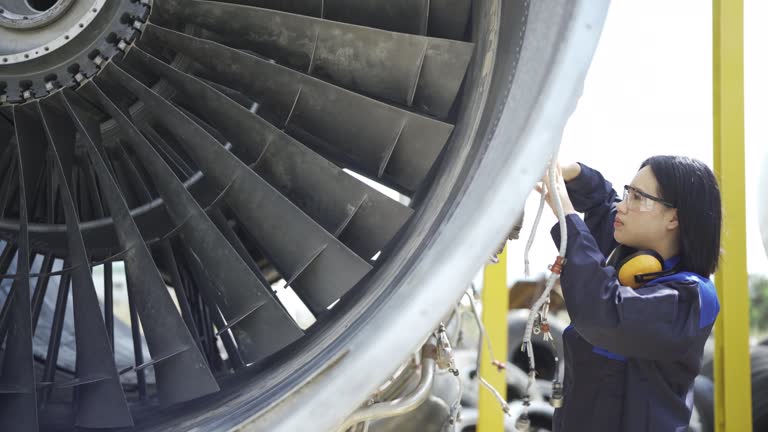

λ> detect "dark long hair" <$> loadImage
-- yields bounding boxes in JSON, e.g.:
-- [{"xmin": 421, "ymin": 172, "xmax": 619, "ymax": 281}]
[{"xmin": 640, "ymin": 156, "xmax": 722, "ymax": 276}]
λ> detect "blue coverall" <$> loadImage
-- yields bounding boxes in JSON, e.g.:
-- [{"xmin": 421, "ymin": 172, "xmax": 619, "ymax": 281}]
[{"xmin": 549, "ymin": 163, "xmax": 720, "ymax": 432}]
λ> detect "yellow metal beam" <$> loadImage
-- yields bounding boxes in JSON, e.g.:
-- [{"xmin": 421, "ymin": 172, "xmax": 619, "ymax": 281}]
[
  {"xmin": 712, "ymin": 0, "xmax": 752, "ymax": 431},
  {"xmin": 478, "ymin": 247, "xmax": 508, "ymax": 432}
]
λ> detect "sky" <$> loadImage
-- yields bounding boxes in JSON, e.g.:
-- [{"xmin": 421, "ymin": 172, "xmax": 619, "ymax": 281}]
[{"xmin": 505, "ymin": 0, "xmax": 768, "ymax": 282}]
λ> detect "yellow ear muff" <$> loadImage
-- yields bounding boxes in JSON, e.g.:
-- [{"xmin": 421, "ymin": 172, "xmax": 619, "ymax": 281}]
[{"xmin": 616, "ymin": 251, "xmax": 664, "ymax": 289}]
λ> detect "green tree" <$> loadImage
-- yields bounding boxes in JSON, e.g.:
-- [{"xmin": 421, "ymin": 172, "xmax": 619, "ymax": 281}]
[{"xmin": 750, "ymin": 274, "xmax": 768, "ymax": 335}]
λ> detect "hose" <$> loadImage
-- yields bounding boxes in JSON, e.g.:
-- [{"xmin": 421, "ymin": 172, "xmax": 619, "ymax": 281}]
[{"xmin": 338, "ymin": 337, "xmax": 437, "ymax": 431}]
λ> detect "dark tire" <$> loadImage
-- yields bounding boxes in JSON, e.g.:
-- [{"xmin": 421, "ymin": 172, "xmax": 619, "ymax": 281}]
[
  {"xmin": 700, "ymin": 336, "xmax": 715, "ymax": 377},
  {"xmin": 752, "ymin": 346, "xmax": 768, "ymax": 431},
  {"xmin": 699, "ymin": 345, "xmax": 768, "ymax": 431},
  {"xmin": 507, "ymin": 310, "xmax": 566, "ymax": 383},
  {"xmin": 693, "ymin": 375, "xmax": 714, "ymax": 432},
  {"xmin": 528, "ymin": 401, "xmax": 555, "ymax": 432}
]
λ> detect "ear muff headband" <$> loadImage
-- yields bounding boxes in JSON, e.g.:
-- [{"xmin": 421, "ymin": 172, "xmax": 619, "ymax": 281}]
[{"xmin": 615, "ymin": 249, "xmax": 677, "ymax": 288}]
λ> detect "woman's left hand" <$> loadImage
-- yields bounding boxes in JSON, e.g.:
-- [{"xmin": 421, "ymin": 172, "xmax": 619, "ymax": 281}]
[{"xmin": 535, "ymin": 162, "xmax": 577, "ymax": 217}]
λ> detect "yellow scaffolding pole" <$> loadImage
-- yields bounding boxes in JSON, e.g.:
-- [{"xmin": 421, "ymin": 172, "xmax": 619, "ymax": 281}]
[
  {"xmin": 478, "ymin": 247, "xmax": 508, "ymax": 431},
  {"xmin": 713, "ymin": 0, "xmax": 752, "ymax": 431}
]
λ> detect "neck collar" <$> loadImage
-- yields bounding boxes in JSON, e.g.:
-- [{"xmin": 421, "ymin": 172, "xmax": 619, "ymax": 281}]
[{"xmin": 663, "ymin": 256, "xmax": 681, "ymax": 271}]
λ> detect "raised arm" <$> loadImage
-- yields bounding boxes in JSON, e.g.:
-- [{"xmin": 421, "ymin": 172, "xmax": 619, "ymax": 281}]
[{"xmin": 561, "ymin": 163, "xmax": 620, "ymax": 257}]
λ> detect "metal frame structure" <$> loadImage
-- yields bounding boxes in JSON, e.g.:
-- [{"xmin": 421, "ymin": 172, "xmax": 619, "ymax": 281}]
[
  {"xmin": 478, "ymin": 247, "xmax": 509, "ymax": 431},
  {"xmin": 713, "ymin": 0, "xmax": 752, "ymax": 431}
]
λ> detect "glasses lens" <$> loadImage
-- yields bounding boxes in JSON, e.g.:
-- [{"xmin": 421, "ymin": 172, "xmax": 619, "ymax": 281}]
[
  {"xmin": 623, "ymin": 186, "xmax": 656, "ymax": 212},
  {"xmin": 638, "ymin": 196, "xmax": 655, "ymax": 211}
]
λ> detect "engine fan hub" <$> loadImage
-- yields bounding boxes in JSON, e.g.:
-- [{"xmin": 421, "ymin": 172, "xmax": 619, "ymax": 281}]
[
  {"xmin": 0, "ymin": 0, "xmax": 76, "ymax": 30},
  {"xmin": 0, "ymin": 0, "xmax": 148, "ymax": 104}
]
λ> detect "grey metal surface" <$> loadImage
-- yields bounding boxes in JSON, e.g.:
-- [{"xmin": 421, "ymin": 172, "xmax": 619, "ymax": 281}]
[
  {"xmin": 206, "ymin": 0, "xmax": 470, "ymax": 38},
  {"xmin": 228, "ymin": 0, "xmax": 610, "ymax": 430},
  {"xmin": 81, "ymin": 79, "xmax": 306, "ymax": 364},
  {"xmin": 0, "ymin": 0, "xmax": 609, "ymax": 430},
  {"xmin": 99, "ymin": 60, "xmax": 374, "ymax": 315},
  {"xmin": 0, "ymin": 0, "xmax": 76, "ymax": 31},
  {"xmin": 153, "ymin": 0, "xmax": 473, "ymax": 118},
  {"xmin": 26, "ymin": 99, "xmax": 133, "ymax": 428},
  {"xmin": 138, "ymin": 24, "xmax": 456, "ymax": 194},
  {"xmin": 125, "ymin": 47, "xmax": 413, "ymax": 260},
  {"xmin": 0, "ymin": 100, "xmax": 38, "ymax": 432},
  {"xmin": 59, "ymin": 90, "xmax": 220, "ymax": 405}
]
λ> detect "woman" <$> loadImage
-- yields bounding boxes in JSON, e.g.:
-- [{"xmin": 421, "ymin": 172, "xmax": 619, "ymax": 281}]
[{"xmin": 539, "ymin": 156, "xmax": 721, "ymax": 431}]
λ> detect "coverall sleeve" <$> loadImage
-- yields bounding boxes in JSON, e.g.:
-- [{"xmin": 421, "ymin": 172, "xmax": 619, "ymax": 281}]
[
  {"xmin": 550, "ymin": 214, "xmax": 701, "ymax": 361},
  {"xmin": 564, "ymin": 163, "xmax": 620, "ymax": 257}
]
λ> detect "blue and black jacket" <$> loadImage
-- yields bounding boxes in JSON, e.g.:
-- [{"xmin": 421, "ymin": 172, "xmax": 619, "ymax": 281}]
[{"xmin": 549, "ymin": 163, "xmax": 720, "ymax": 432}]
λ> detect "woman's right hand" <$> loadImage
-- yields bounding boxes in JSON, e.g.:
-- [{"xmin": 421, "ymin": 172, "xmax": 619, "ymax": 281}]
[{"xmin": 535, "ymin": 162, "xmax": 577, "ymax": 216}]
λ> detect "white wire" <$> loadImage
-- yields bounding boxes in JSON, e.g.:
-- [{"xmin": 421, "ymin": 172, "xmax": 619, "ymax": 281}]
[
  {"xmin": 471, "ymin": 157, "xmax": 571, "ymax": 416},
  {"xmin": 521, "ymin": 159, "xmax": 569, "ymax": 394},
  {"xmin": 464, "ymin": 291, "xmax": 510, "ymax": 415},
  {"xmin": 448, "ymin": 370, "xmax": 464, "ymax": 421},
  {"xmin": 524, "ymin": 184, "xmax": 548, "ymax": 278},
  {"xmin": 465, "ymin": 291, "xmax": 496, "ymax": 363},
  {"xmin": 479, "ymin": 376, "xmax": 511, "ymax": 415}
]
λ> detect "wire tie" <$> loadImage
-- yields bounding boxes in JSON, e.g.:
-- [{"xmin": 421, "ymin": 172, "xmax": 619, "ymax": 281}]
[{"xmin": 548, "ymin": 256, "xmax": 567, "ymax": 274}]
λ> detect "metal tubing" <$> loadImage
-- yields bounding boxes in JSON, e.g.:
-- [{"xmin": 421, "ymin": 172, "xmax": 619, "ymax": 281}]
[{"xmin": 338, "ymin": 337, "xmax": 437, "ymax": 431}]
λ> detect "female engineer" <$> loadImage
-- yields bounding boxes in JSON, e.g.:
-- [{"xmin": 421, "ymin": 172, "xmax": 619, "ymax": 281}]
[{"xmin": 539, "ymin": 156, "xmax": 721, "ymax": 431}]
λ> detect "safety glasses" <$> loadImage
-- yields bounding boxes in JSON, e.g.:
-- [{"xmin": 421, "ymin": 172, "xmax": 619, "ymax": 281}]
[{"xmin": 622, "ymin": 185, "xmax": 675, "ymax": 212}]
